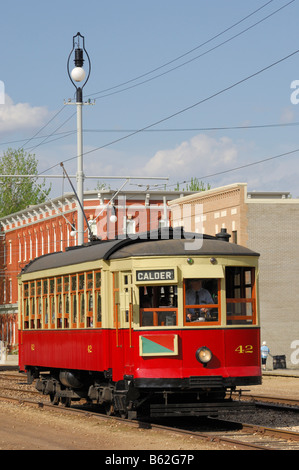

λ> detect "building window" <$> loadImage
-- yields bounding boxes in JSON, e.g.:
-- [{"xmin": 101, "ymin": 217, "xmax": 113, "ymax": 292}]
[
  {"xmin": 9, "ymin": 241, "xmax": 12, "ymax": 264},
  {"xmin": 9, "ymin": 279, "xmax": 12, "ymax": 303}
]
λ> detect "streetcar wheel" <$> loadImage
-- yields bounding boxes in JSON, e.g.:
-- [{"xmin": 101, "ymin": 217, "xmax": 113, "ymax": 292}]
[
  {"xmin": 49, "ymin": 393, "xmax": 60, "ymax": 406},
  {"xmin": 105, "ymin": 404, "xmax": 114, "ymax": 416},
  {"xmin": 60, "ymin": 397, "xmax": 71, "ymax": 407}
]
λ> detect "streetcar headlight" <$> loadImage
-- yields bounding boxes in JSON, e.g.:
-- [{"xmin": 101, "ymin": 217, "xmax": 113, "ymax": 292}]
[{"xmin": 195, "ymin": 346, "xmax": 213, "ymax": 365}]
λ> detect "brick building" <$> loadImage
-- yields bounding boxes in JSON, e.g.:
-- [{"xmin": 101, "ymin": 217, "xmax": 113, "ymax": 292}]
[
  {"xmin": 0, "ymin": 188, "xmax": 191, "ymax": 351},
  {"xmin": 169, "ymin": 183, "xmax": 299, "ymax": 368}
]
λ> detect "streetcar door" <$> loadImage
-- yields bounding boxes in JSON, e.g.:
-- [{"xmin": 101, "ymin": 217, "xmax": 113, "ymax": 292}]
[
  {"xmin": 120, "ymin": 273, "xmax": 134, "ymax": 376},
  {"xmin": 112, "ymin": 272, "xmax": 134, "ymax": 381}
]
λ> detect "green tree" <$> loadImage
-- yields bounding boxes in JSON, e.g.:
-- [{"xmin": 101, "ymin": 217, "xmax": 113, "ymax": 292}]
[
  {"xmin": 175, "ymin": 177, "xmax": 211, "ymax": 192},
  {"xmin": 0, "ymin": 148, "xmax": 52, "ymax": 218}
]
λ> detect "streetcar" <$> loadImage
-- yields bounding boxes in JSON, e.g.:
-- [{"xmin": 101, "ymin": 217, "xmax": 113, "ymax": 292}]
[{"xmin": 18, "ymin": 229, "xmax": 261, "ymax": 418}]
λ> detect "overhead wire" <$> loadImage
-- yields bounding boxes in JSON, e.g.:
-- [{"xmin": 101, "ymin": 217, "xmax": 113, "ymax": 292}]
[
  {"xmin": 82, "ymin": 121, "xmax": 299, "ymax": 133},
  {"xmin": 1, "ymin": 119, "xmax": 299, "ymax": 149},
  {"xmin": 3, "ymin": 44, "xmax": 298, "ymax": 193},
  {"xmin": 87, "ymin": 0, "xmax": 294, "ymax": 100},
  {"xmin": 87, "ymin": 0, "xmax": 276, "ymax": 97},
  {"xmin": 152, "ymin": 147, "xmax": 299, "ymax": 192},
  {"xmin": 0, "ymin": 1, "xmax": 293, "ymax": 159},
  {"xmin": 15, "ymin": 105, "xmax": 66, "ymax": 151},
  {"xmin": 56, "ymin": 48, "xmax": 299, "ymax": 169},
  {"xmin": 23, "ymin": 110, "xmax": 77, "ymax": 153},
  {"xmin": 0, "ymin": 1, "xmax": 296, "ymax": 205}
]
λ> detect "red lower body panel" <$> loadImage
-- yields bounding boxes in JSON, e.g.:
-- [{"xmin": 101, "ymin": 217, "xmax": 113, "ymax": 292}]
[{"xmin": 19, "ymin": 327, "xmax": 261, "ymax": 383}]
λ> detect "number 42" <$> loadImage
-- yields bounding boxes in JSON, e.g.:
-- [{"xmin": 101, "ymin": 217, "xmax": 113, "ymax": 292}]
[{"xmin": 235, "ymin": 345, "xmax": 253, "ymax": 354}]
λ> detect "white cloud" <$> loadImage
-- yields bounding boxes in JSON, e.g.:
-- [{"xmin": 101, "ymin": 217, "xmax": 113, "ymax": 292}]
[
  {"xmin": 0, "ymin": 95, "xmax": 49, "ymax": 133},
  {"xmin": 141, "ymin": 134, "xmax": 238, "ymax": 178}
]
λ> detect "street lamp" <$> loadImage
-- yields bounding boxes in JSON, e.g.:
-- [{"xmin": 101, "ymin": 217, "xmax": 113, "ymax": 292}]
[{"xmin": 67, "ymin": 32, "xmax": 91, "ymax": 245}]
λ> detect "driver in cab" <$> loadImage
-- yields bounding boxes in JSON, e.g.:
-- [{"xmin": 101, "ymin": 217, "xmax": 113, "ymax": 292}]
[{"xmin": 186, "ymin": 279, "xmax": 214, "ymax": 322}]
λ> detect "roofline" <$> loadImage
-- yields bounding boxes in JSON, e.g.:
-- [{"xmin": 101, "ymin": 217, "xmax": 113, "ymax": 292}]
[
  {"xmin": 168, "ymin": 183, "xmax": 248, "ymax": 205},
  {"xmin": 0, "ymin": 189, "xmax": 197, "ymax": 224}
]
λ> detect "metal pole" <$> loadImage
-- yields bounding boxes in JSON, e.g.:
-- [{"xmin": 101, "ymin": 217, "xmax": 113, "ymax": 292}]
[{"xmin": 76, "ymin": 91, "xmax": 84, "ymax": 245}]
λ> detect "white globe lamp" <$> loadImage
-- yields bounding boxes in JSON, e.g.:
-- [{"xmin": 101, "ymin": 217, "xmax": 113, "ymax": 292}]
[{"xmin": 71, "ymin": 67, "xmax": 86, "ymax": 82}]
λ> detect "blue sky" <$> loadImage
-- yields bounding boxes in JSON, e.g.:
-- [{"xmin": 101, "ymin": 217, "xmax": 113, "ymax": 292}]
[{"xmin": 1, "ymin": 0, "xmax": 299, "ymax": 198}]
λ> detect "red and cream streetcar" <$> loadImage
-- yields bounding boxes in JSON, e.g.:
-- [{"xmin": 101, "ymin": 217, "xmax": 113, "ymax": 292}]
[{"xmin": 18, "ymin": 229, "xmax": 261, "ymax": 418}]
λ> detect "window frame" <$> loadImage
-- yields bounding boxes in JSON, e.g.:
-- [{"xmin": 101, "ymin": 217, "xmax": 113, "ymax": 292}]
[
  {"xmin": 225, "ymin": 266, "xmax": 257, "ymax": 325},
  {"xmin": 21, "ymin": 269, "xmax": 102, "ymax": 330},
  {"xmin": 139, "ymin": 284, "xmax": 178, "ymax": 328},
  {"xmin": 183, "ymin": 278, "xmax": 221, "ymax": 326}
]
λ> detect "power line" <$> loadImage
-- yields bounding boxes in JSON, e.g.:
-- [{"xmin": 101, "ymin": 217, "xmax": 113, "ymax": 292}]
[
  {"xmin": 0, "ymin": 1, "xmax": 290, "ymax": 153},
  {"xmin": 192, "ymin": 148, "xmax": 299, "ymax": 183},
  {"xmin": 17, "ymin": 106, "xmax": 66, "ymax": 150},
  {"xmin": 82, "ymin": 122, "xmax": 299, "ymax": 133},
  {"xmin": 87, "ymin": 0, "xmax": 276, "ymax": 97},
  {"xmin": 150, "ymin": 146, "xmax": 299, "ymax": 192},
  {"xmin": 16, "ymin": 47, "xmax": 299, "ymax": 188},
  {"xmin": 0, "ymin": 130, "xmax": 77, "ymax": 147},
  {"xmin": 88, "ymin": 0, "xmax": 294, "ymax": 100},
  {"xmin": 57, "ymin": 48, "xmax": 299, "ymax": 169},
  {"xmin": 1, "ymin": 120, "xmax": 299, "ymax": 149},
  {"xmin": 24, "ymin": 111, "xmax": 76, "ymax": 153}
]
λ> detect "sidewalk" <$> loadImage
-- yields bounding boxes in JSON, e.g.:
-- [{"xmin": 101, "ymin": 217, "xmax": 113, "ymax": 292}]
[
  {"xmin": 263, "ymin": 368, "xmax": 299, "ymax": 377},
  {"xmin": 0, "ymin": 354, "xmax": 19, "ymax": 371}
]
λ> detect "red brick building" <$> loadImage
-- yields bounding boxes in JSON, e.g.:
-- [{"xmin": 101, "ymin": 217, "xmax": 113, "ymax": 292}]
[{"xmin": 0, "ymin": 188, "xmax": 191, "ymax": 350}]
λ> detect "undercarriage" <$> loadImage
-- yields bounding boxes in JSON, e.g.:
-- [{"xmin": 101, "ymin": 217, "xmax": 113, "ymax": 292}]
[{"xmin": 26, "ymin": 366, "xmax": 257, "ymax": 418}]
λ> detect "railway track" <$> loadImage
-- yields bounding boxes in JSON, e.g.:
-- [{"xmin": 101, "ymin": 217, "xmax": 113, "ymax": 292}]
[
  {"xmin": 0, "ymin": 391, "xmax": 299, "ymax": 450},
  {"xmin": 240, "ymin": 393, "xmax": 299, "ymax": 410},
  {"xmin": 1, "ymin": 373, "xmax": 299, "ymax": 451}
]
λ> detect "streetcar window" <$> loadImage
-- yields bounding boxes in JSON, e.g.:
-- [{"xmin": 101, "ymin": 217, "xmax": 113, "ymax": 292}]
[
  {"xmin": 86, "ymin": 272, "xmax": 93, "ymax": 328},
  {"xmin": 23, "ymin": 282, "xmax": 29, "ymax": 329},
  {"xmin": 184, "ymin": 278, "xmax": 220, "ymax": 325},
  {"xmin": 63, "ymin": 276, "xmax": 70, "ymax": 328},
  {"xmin": 225, "ymin": 267, "xmax": 257, "ymax": 325},
  {"xmin": 43, "ymin": 280, "xmax": 49, "ymax": 327},
  {"xmin": 21, "ymin": 268, "xmax": 102, "ymax": 330},
  {"xmin": 78, "ymin": 273, "xmax": 85, "ymax": 327},
  {"xmin": 94, "ymin": 270, "xmax": 101, "ymax": 327},
  {"xmin": 139, "ymin": 285, "xmax": 178, "ymax": 327}
]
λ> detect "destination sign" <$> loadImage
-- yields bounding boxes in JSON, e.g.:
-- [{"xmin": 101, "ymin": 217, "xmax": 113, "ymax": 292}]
[{"xmin": 136, "ymin": 269, "xmax": 175, "ymax": 282}]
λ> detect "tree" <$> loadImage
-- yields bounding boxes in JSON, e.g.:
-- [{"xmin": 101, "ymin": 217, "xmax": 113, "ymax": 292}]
[
  {"xmin": 175, "ymin": 177, "xmax": 211, "ymax": 192},
  {"xmin": 0, "ymin": 148, "xmax": 52, "ymax": 218}
]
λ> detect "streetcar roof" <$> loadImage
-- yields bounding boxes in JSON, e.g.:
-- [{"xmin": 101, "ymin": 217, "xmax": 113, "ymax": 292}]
[{"xmin": 21, "ymin": 230, "xmax": 259, "ymax": 274}]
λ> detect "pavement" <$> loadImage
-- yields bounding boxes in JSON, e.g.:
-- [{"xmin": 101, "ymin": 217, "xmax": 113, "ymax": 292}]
[
  {"xmin": 263, "ymin": 368, "xmax": 299, "ymax": 377},
  {"xmin": 0, "ymin": 354, "xmax": 19, "ymax": 371}
]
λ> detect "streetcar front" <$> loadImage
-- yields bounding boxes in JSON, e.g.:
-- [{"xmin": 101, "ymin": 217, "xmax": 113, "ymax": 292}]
[{"xmin": 121, "ymin": 243, "xmax": 261, "ymax": 417}]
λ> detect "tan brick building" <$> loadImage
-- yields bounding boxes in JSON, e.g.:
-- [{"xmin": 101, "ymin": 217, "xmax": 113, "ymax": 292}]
[{"xmin": 169, "ymin": 183, "xmax": 299, "ymax": 368}]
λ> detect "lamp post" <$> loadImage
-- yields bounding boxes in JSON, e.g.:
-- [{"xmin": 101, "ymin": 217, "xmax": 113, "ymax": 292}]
[{"xmin": 67, "ymin": 32, "xmax": 91, "ymax": 245}]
